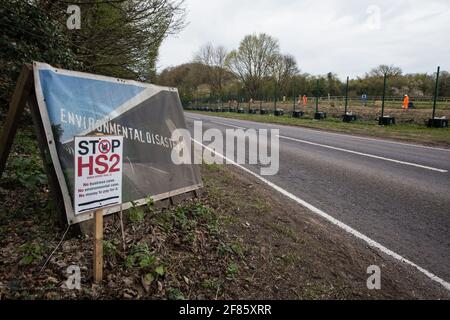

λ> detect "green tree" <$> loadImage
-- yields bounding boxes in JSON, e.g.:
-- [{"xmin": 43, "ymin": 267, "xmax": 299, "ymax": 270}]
[
  {"xmin": 0, "ymin": 0, "xmax": 186, "ymax": 116},
  {"xmin": 226, "ymin": 33, "xmax": 280, "ymax": 99},
  {"xmin": 39, "ymin": 0, "xmax": 186, "ymax": 81},
  {"xmin": 0, "ymin": 0, "xmax": 79, "ymax": 115}
]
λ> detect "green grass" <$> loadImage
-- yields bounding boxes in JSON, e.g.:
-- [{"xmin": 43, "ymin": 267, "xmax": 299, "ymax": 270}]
[{"xmin": 189, "ymin": 111, "xmax": 450, "ymax": 147}]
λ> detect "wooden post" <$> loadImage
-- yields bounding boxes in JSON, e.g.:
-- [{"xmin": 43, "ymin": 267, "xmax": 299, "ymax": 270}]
[
  {"xmin": 93, "ymin": 209, "xmax": 104, "ymax": 283},
  {"xmin": 0, "ymin": 65, "xmax": 33, "ymax": 177}
]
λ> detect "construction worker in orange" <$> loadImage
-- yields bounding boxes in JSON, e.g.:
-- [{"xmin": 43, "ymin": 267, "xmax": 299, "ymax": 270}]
[
  {"xmin": 302, "ymin": 95, "xmax": 308, "ymax": 107},
  {"xmin": 402, "ymin": 94, "xmax": 409, "ymax": 110}
]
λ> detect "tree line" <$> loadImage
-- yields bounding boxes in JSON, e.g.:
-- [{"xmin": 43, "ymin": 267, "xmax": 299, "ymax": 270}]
[{"xmin": 157, "ymin": 33, "xmax": 450, "ymax": 105}]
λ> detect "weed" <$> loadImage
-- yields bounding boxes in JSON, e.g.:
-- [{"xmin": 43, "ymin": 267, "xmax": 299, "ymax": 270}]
[
  {"xmin": 226, "ymin": 262, "xmax": 239, "ymax": 278},
  {"xmin": 127, "ymin": 202, "xmax": 145, "ymax": 223},
  {"xmin": 207, "ymin": 219, "xmax": 220, "ymax": 235},
  {"xmin": 144, "ymin": 273, "xmax": 155, "ymax": 284},
  {"xmin": 217, "ymin": 243, "xmax": 233, "ymax": 256},
  {"xmin": 154, "ymin": 265, "xmax": 165, "ymax": 276},
  {"xmin": 125, "ymin": 243, "xmax": 156, "ymax": 269},
  {"xmin": 19, "ymin": 242, "xmax": 45, "ymax": 266},
  {"xmin": 146, "ymin": 196, "xmax": 154, "ymax": 212},
  {"xmin": 218, "ymin": 242, "xmax": 245, "ymax": 258},
  {"xmin": 103, "ymin": 240, "xmax": 118, "ymax": 257},
  {"xmin": 174, "ymin": 208, "xmax": 195, "ymax": 231},
  {"xmin": 5, "ymin": 157, "xmax": 47, "ymax": 190},
  {"xmin": 183, "ymin": 231, "xmax": 197, "ymax": 244},
  {"xmin": 201, "ymin": 278, "xmax": 220, "ymax": 290},
  {"xmin": 167, "ymin": 287, "xmax": 185, "ymax": 300},
  {"xmin": 230, "ymin": 242, "xmax": 245, "ymax": 258},
  {"xmin": 155, "ymin": 211, "xmax": 173, "ymax": 232}
]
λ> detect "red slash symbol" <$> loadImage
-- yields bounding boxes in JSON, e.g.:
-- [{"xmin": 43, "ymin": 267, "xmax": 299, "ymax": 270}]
[{"xmin": 98, "ymin": 139, "xmax": 111, "ymax": 154}]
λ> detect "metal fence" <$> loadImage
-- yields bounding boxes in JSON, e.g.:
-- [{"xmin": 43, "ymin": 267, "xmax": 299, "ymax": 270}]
[{"xmin": 186, "ymin": 68, "xmax": 449, "ymax": 128}]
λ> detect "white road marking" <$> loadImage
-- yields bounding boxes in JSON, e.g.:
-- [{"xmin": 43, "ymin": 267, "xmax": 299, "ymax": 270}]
[
  {"xmin": 209, "ymin": 120, "xmax": 246, "ymax": 130},
  {"xmin": 192, "ymin": 138, "xmax": 450, "ymax": 292},
  {"xmin": 185, "ymin": 115, "xmax": 202, "ymax": 121},
  {"xmin": 134, "ymin": 163, "xmax": 170, "ymax": 175},
  {"xmin": 185, "ymin": 115, "xmax": 246, "ymax": 130},
  {"xmin": 279, "ymin": 135, "xmax": 448, "ymax": 173},
  {"xmin": 284, "ymin": 125, "xmax": 450, "ymax": 152}
]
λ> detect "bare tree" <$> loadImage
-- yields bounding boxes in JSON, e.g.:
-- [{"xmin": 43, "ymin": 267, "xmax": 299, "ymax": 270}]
[
  {"xmin": 271, "ymin": 54, "xmax": 299, "ymax": 97},
  {"xmin": 369, "ymin": 64, "xmax": 403, "ymax": 77},
  {"xmin": 194, "ymin": 43, "xmax": 229, "ymax": 98},
  {"xmin": 226, "ymin": 33, "xmax": 280, "ymax": 99}
]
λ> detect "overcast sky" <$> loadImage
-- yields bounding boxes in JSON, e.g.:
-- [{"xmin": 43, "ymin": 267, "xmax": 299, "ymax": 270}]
[{"xmin": 157, "ymin": 0, "xmax": 450, "ymax": 79}]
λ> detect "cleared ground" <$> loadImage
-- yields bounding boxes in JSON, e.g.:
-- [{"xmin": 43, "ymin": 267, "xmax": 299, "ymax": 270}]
[{"xmin": 197, "ymin": 99, "xmax": 450, "ymax": 124}]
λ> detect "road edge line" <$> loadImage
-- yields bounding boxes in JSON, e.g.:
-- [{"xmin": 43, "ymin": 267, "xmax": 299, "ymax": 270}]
[{"xmin": 192, "ymin": 138, "xmax": 450, "ymax": 292}]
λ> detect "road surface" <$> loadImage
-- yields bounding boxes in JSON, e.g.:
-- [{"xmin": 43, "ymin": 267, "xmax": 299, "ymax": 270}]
[{"xmin": 185, "ymin": 112, "xmax": 450, "ymax": 286}]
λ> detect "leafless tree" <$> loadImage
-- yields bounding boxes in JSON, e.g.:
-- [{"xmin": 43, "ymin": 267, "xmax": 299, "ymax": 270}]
[
  {"xmin": 369, "ymin": 64, "xmax": 403, "ymax": 78},
  {"xmin": 271, "ymin": 54, "xmax": 299, "ymax": 97},
  {"xmin": 194, "ymin": 43, "xmax": 229, "ymax": 97}
]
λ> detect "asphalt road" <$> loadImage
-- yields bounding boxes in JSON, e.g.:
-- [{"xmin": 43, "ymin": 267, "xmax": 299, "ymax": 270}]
[{"xmin": 185, "ymin": 112, "xmax": 450, "ymax": 285}]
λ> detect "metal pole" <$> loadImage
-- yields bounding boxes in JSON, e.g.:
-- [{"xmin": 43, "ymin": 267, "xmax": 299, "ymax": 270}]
[
  {"xmin": 315, "ymin": 79, "xmax": 319, "ymax": 113},
  {"xmin": 292, "ymin": 82, "xmax": 296, "ymax": 113},
  {"xmin": 344, "ymin": 76, "xmax": 349, "ymax": 115},
  {"xmin": 274, "ymin": 84, "xmax": 277, "ymax": 113},
  {"xmin": 381, "ymin": 73, "xmax": 387, "ymax": 118},
  {"xmin": 432, "ymin": 66, "xmax": 440, "ymax": 120},
  {"xmin": 260, "ymin": 94, "xmax": 262, "ymax": 112}
]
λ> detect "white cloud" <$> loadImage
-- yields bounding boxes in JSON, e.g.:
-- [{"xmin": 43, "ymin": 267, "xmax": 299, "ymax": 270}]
[{"xmin": 158, "ymin": 0, "xmax": 450, "ymax": 79}]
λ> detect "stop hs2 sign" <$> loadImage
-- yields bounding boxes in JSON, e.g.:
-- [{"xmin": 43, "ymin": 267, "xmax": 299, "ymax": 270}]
[{"xmin": 74, "ymin": 136, "xmax": 123, "ymax": 215}]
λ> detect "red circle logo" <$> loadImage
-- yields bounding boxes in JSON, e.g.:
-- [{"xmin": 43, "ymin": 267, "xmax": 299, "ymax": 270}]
[{"xmin": 98, "ymin": 140, "xmax": 111, "ymax": 154}]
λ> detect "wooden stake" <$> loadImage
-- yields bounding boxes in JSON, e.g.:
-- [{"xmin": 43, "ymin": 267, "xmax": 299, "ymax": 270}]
[
  {"xmin": 93, "ymin": 209, "xmax": 104, "ymax": 284},
  {"xmin": 0, "ymin": 65, "xmax": 33, "ymax": 177}
]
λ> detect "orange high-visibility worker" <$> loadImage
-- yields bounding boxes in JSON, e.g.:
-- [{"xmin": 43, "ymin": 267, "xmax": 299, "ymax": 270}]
[
  {"xmin": 302, "ymin": 95, "xmax": 308, "ymax": 106},
  {"xmin": 403, "ymin": 95, "xmax": 409, "ymax": 110}
]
